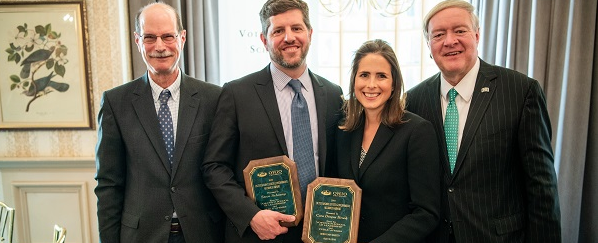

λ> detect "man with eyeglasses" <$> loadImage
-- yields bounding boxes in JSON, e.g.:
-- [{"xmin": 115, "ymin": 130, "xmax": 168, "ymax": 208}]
[{"xmin": 95, "ymin": 2, "xmax": 224, "ymax": 243}]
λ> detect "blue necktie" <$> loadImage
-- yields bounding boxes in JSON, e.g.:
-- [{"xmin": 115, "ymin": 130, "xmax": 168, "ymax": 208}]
[
  {"xmin": 444, "ymin": 88, "xmax": 458, "ymax": 173},
  {"xmin": 158, "ymin": 89, "xmax": 174, "ymax": 165},
  {"xmin": 289, "ymin": 79, "xmax": 316, "ymax": 199}
]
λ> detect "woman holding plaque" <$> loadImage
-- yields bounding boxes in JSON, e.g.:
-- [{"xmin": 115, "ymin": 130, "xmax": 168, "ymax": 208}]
[{"xmin": 337, "ymin": 39, "xmax": 440, "ymax": 242}]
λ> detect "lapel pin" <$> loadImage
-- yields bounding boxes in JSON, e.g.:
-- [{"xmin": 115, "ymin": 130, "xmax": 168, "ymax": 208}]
[{"xmin": 481, "ymin": 87, "xmax": 490, "ymax": 93}]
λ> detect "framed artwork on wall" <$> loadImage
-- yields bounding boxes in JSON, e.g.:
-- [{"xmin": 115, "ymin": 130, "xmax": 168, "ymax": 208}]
[{"xmin": 0, "ymin": 0, "xmax": 93, "ymax": 129}]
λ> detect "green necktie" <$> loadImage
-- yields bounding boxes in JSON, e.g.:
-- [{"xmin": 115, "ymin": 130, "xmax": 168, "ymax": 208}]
[{"xmin": 445, "ymin": 88, "xmax": 458, "ymax": 173}]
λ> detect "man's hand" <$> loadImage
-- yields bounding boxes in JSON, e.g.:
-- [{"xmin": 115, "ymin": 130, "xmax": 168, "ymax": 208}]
[{"xmin": 249, "ymin": 210, "xmax": 296, "ymax": 240}]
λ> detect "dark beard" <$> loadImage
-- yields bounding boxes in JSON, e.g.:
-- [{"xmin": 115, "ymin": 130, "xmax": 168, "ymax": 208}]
[{"xmin": 270, "ymin": 46, "xmax": 309, "ymax": 69}]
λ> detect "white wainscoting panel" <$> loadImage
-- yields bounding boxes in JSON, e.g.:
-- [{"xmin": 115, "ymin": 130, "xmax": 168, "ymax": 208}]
[
  {"xmin": 13, "ymin": 181, "xmax": 91, "ymax": 243},
  {"xmin": 0, "ymin": 158, "xmax": 97, "ymax": 243}
]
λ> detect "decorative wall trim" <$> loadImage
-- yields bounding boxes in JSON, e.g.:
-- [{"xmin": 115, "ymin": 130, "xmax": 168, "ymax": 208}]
[
  {"xmin": 0, "ymin": 157, "xmax": 94, "ymax": 169},
  {"xmin": 12, "ymin": 181, "xmax": 92, "ymax": 243}
]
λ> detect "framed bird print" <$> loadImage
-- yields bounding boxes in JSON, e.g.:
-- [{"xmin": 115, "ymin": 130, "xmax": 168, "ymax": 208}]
[{"xmin": 0, "ymin": 0, "xmax": 93, "ymax": 129}]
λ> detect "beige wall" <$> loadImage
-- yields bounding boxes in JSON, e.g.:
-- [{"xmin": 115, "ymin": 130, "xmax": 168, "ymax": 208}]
[
  {"xmin": 0, "ymin": 0, "xmax": 132, "ymax": 157},
  {"xmin": 0, "ymin": 0, "xmax": 132, "ymax": 242}
]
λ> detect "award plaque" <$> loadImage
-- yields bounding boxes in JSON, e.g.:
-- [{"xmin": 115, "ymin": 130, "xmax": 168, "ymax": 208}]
[
  {"xmin": 243, "ymin": 155, "xmax": 303, "ymax": 227},
  {"xmin": 302, "ymin": 177, "xmax": 362, "ymax": 243}
]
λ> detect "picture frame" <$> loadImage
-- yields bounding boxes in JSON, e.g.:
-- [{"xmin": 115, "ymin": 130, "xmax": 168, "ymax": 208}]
[{"xmin": 0, "ymin": 0, "xmax": 93, "ymax": 129}]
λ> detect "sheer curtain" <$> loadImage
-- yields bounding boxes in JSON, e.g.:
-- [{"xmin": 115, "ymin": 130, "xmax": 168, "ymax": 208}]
[
  {"xmin": 472, "ymin": 0, "xmax": 598, "ymax": 242},
  {"xmin": 128, "ymin": 0, "xmax": 219, "ymax": 84}
]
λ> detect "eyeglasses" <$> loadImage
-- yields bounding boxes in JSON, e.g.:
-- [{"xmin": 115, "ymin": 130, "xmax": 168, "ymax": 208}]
[{"xmin": 139, "ymin": 33, "xmax": 179, "ymax": 44}]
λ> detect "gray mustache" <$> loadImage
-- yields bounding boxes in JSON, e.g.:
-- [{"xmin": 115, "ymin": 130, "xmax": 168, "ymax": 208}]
[{"xmin": 149, "ymin": 52, "xmax": 173, "ymax": 58}]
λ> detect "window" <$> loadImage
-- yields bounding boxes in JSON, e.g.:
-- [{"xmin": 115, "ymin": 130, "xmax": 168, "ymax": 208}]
[
  {"xmin": 310, "ymin": 0, "xmax": 442, "ymax": 94},
  {"xmin": 218, "ymin": 0, "xmax": 442, "ymax": 93}
]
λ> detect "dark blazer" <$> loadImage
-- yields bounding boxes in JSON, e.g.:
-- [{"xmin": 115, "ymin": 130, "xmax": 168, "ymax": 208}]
[
  {"xmin": 336, "ymin": 112, "xmax": 440, "ymax": 243},
  {"xmin": 406, "ymin": 59, "xmax": 561, "ymax": 242},
  {"xmin": 202, "ymin": 65, "xmax": 343, "ymax": 243},
  {"xmin": 95, "ymin": 73, "xmax": 224, "ymax": 243}
]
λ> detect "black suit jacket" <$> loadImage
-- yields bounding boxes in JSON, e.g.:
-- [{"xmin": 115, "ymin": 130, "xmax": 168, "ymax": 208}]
[
  {"xmin": 95, "ymin": 73, "xmax": 224, "ymax": 243},
  {"xmin": 336, "ymin": 112, "xmax": 440, "ymax": 243},
  {"xmin": 202, "ymin": 65, "xmax": 343, "ymax": 243},
  {"xmin": 406, "ymin": 59, "xmax": 561, "ymax": 242}
]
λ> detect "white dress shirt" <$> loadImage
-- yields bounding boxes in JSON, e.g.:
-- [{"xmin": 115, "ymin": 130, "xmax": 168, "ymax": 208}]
[
  {"xmin": 440, "ymin": 58, "xmax": 480, "ymax": 151},
  {"xmin": 271, "ymin": 63, "xmax": 320, "ymax": 176}
]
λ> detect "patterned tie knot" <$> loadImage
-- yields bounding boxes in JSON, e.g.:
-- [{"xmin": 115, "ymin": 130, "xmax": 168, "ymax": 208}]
[
  {"xmin": 448, "ymin": 88, "xmax": 458, "ymax": 102},
  {"xmin": 289, "ymin": 79, "xmax": 302, "ymax": 94},
  {"xmin": 159, "ymin": 89, "xmax": 171, "ymax": 104}
]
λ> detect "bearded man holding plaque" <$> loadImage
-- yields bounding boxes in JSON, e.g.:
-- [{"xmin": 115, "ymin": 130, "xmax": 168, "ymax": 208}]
[
  {"xmin": 201, "ymin": 0, "xmax": 343, "ymax": 242},
  {"xmin": 336, "ymin": 39, "xmax": 441, "ymax": 242}
]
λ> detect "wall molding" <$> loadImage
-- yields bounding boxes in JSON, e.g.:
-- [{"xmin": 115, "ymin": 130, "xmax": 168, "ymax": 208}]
[
  {"xmin": 0, "ymin": 157, "xmax": 95, "ymax": 169},
  {"xmin": 12, "ymin": 181, "xmax": 92, "ymax": 243}
]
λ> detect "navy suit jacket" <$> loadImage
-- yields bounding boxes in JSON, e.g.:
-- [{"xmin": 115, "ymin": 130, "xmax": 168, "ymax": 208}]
[
  {"xmin": 95, "ymin": 73, "xmax": 224, "ymax": 242},
  {"xmin": 336, "ymin": 112, "xmax": 440, "ymax": 243},
  {"xmin": 202, "ymin": 65, "xmax": 343, "ymax": 243},
  {"xmin": 406, "ymin": 59, "xmax": 561, "ymax": 242}
]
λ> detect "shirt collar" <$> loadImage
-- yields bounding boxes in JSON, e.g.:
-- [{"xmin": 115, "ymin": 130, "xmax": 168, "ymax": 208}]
[
  {"xmin": 149, "ymin": 68, "xmax": 182, "ymax": 102},
  {"xmin": 440, "ymin": 58, "xmax": 480, "ymax": 102},
  {"xmin": 270, "ymin": 63, "xmax": 312, "ymax": 92}
]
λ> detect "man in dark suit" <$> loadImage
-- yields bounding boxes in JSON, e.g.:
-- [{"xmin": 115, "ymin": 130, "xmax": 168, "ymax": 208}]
[
  {"xmin": 202, "ymin": 0, "xmax": 343, "ymax": 242},
  {"xmin": 406, "ymin": 0, "xmax": 561, "ymax": 242},
  {"xmin": 94, "ymin": 2, "xmax": 223, "ymax": 242}
]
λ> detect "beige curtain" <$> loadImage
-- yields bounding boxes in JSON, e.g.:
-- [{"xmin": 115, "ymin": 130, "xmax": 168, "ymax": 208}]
[
  {"xmin": 128, "ymin": 1, "xmax": 151, "ymax": 79},
  {"xmin": 472, "ymin": 0, "xmax": 598, "ymax": 242},
  {"xmin": 128, "ymin": 0, "xmax": 220, "ymax": 84}
]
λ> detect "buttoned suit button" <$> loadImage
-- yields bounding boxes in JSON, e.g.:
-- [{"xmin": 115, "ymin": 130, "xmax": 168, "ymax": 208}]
[
  {"xmin": 171, "ymin": 187, "xmax": 176, "ymax": 193},
  {"xmin": 448, "ymin": 187, "xmax": 454, "ymax": 193},
  {"xmin": 165, "ymin": 216, "xmax": 171, "ymax": 221}
]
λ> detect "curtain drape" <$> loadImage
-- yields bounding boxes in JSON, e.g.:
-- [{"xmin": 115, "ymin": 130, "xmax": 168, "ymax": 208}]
[
  {"xmin": 472, "ymin": 0, "xmax": 598, "ymax": 242},
  {"xmin": 580, "ymin": 33, "xmax": 598, "ymax": 242},
  {"xmin": 128, "ymin": 1, "xmax": 148, "ymax": 79},
  {"xmin": 126, "ymin": 0, "xmax": 598, "ymax": 241},
  {"xmin": 128, "ymin": 0, "xmax": 219, "ymax": 84}
]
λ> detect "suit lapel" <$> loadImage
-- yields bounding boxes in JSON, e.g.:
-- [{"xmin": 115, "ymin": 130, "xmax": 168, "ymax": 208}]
[
  {"xmin": 349, "ymin": 128, "xmax": 363, "ymax": 182},
  {"xmin": 424, "ymin": 75, "xmax": 452, "ymax": 176},
  {"xmin": 171, "ymin": 75, "xmax": 200, "ymax": 179},
  {"xmin": 452, "ymin": 61, "xmax": 497, "ymax": 177},
  {"xmin": 254, "ymin": 66, "xmax": 288, "ymax": 155},
  {"xmin": 310, "ymin": 71, "xmax": 329, "ymax": 174},
  {"xmin": 132, "ymin": 74, "xmax": 172, "ymax": 174},
  {"xmin": 359, "ymin": 125, "xmax": 393, "ymax": 179}
]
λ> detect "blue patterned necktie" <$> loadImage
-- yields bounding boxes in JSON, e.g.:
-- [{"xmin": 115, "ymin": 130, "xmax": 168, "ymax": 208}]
[
  {"xmin": 289, "ymin": 79, "xmax": 316, "ymax": 200},
  {"xmin": 445, "ymin": 88, "xmax": 459, "ymax": 173},
  {"xmin": 158, "ymin": 89, "xmax": 175, "ymax": 166}
]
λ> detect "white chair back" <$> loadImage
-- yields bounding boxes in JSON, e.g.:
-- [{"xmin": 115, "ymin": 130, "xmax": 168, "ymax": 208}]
[
  {"xmin": 0, "ymin": 201, "xmax": 15, "ymax": 243},
  {"xmin": 53, "ymin": 224, "xmax": 67, "ymax": 243}
]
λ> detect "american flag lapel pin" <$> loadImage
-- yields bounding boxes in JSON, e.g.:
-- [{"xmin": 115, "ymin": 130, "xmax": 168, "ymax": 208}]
[{"xmin": 481, "ymin": 87, "xmax": 490, "ymax": 93}]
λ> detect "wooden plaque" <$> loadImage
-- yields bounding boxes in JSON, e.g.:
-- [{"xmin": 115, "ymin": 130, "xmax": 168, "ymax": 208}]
[
  {"xmin": 243, "ymin": 155, "xmax": 303, "ymax": 227},
  {"xmin": 302, "ymin": 177, "xmax": 362, "ymax": 243}
]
